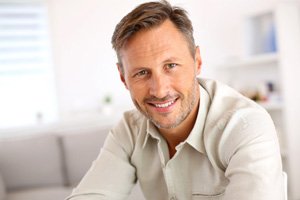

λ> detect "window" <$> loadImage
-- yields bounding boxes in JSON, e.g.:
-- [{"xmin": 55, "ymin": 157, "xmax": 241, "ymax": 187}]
[{"xmin": 0, "ymin": 1, "xmax": 58, "ymax": 129}]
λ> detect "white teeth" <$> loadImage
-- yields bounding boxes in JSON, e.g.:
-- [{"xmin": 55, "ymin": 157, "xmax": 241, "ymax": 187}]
[{"xmin": 154, "ymin": 100, "xmax": 175, "ymax": 108}]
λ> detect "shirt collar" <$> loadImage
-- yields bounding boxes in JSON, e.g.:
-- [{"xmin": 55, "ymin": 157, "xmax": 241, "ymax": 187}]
[
  {"xmin": 142, "ymin": 79, "xmax": 210, "ymax": 153},
  {"xmin": 142, "ymin": 120, "xmax": 161, "ymax": 148},
  {"xmin": 185, "ymin": 84, "xmax": 210, "ymax": 154}
]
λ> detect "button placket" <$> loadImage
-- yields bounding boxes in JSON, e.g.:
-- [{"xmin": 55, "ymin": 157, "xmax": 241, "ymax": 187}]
[{"xmin": 164, "ymin": 162, "xmax": 178, "ymax": 200}]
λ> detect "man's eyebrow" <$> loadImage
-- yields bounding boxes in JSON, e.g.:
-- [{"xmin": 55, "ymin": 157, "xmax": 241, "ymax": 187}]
[{"xmin": 163, "ymin": 57, "xmax": 179, "ymax": 63}]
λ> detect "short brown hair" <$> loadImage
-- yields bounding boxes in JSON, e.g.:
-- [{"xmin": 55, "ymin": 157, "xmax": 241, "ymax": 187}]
[{"xmin": 111, "ymin": 0, "xmax": 195, "ymax": 69}]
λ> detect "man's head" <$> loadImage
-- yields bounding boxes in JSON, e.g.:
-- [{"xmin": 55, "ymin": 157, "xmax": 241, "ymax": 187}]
[{"xmin": 111, "ymin": 1, "xmax": 202, "ymax": 131}]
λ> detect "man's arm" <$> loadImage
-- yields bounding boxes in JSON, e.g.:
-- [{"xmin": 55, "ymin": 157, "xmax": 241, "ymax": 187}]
[{"xmin": 212, "ymin": 108, "xmax": 285, "ymax": 199}]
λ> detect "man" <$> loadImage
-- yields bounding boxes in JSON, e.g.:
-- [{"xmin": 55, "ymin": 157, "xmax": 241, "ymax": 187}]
[{"xmin": 67, "ymin": 1, "xmax": 284, "ymax": 199}]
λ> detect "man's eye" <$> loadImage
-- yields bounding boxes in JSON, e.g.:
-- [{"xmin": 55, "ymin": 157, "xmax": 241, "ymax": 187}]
[
  {"xmin": 135, "ymin": 70, "xmax": 148, "ymax": 77},
  {"xmin": 167, "ymin": 63, "xmax": 177, "ymax": 69}
]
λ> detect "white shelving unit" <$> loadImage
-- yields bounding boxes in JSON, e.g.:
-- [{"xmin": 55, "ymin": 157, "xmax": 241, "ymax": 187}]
[
  {"xmin": 213, "ymin": 2, "xmax": 300, "ymax": 200},
  {"xmin": 216, "ymin": 53, "xmax": 278, "ymax": 69}
]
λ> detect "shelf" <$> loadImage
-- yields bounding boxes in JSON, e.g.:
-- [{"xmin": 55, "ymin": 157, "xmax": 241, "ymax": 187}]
[{"xmin": 216, "ymin": 53, "xmax": 278, "ymax": 69}]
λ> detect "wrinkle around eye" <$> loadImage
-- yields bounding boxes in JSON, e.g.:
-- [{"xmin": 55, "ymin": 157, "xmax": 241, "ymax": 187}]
[{"xmin": 132, "ymin": 69, "xmax": 149, "ymax": 78}]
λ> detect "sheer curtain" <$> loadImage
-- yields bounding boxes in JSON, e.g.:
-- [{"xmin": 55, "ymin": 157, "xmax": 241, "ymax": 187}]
[{"xmin": 0, "ymin": 1, "xmax": 58, "ymax": 129}]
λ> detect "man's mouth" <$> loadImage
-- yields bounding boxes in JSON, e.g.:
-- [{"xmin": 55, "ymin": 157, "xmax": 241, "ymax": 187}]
[
  {"xmin": 146, "ymin": 97, "xmax": 178, "ymax": 111},
  {"xmin": 153, "ymin": 99, "xmax": 176, "ymax": 108}
]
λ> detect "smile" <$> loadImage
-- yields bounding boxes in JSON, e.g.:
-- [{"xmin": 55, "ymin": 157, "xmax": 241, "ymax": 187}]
[{"xmin": 152, "ymin": 99, "xmax": 176, "ymax": 108}]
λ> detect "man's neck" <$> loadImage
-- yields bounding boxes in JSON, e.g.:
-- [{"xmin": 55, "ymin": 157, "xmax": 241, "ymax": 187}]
[{"xmin": 159, "ymin": 100, "xmax": 200, "ymax": 158}]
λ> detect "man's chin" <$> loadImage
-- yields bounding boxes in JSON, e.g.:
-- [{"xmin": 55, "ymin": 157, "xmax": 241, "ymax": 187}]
[{"xmin": 150, "ymin": 118, "xmax": 180, "ymax": 129}]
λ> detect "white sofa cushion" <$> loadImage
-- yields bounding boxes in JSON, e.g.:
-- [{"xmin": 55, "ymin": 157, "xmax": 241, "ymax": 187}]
[
  {"xmin": 0, "ymin": 133, "xmax": 64, "ymax": 190},
  {"xmin": 59, "ymin": 126, "xmax": 111, "ymax": 186},
  {"xmin": 6, "ymin": 186, "xmax": 72, "ymax": 200}
]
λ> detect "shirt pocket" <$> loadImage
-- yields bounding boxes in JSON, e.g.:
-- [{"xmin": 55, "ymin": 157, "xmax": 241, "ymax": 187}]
[{"xmin": 192, "ymin": 191, "xmax": 224, "ymax": 200}]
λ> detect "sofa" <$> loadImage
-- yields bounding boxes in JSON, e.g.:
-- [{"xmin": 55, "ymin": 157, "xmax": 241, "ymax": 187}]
[{"xmin": 0, "ymin": 124, "xmax": 144, "ymax": 200}]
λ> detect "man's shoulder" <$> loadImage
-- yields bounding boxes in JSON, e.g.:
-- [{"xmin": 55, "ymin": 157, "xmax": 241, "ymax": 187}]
[
  {"xmin": 122, "ymin": 109, "xmax": 146, "ymax": 126},
  {"xmin": 112, "ymin": 109, "xmax": 147, "ymax": 138},
  {"xmin": 199, "ymin": 78, "xmax": 265, "ymax": 114},
  {"xmin": 199, "ymin": 78, "xmax": 272, "ymax": 143},
  {"xmin": 199, "ymin": 79, "xmax": 270, "ymax": 130},
  {"xmin": 109, "ymin": 109, "xmax": 147, "ymax": 153},
  {"xmin": 199, "ymin": 79, "xmax": 276, "ymax": 170},
  {"xmin": 199, "ymin": 78, "xmax": 248, "ymax": 101}
]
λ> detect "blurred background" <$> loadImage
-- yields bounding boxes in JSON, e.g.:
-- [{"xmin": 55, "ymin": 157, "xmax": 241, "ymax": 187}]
[{"xmin": 0, "ymin": 0, "xmax": 300, "ymax": 199}]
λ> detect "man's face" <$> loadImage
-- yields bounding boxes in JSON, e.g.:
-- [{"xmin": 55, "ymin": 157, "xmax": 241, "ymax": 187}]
[{"xmin": 118, "ymin": 20, "xmax": 201, "ymax": 130}]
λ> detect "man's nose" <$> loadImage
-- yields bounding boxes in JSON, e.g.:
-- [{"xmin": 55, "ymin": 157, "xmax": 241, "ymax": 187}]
[{"xmin": 149, "ymin": 73, "xmax": 169, "ymax": 98}]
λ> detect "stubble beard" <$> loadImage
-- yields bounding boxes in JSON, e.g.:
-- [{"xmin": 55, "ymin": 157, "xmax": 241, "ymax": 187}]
[{"xmin": 132, "ymin": 78, "xmax": 199, "ymax": 129}]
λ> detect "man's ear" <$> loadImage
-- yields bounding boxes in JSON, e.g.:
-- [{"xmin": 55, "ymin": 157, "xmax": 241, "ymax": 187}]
[
  {"xmin": 195, "ymin": 46, "xmax": 202, "ymax": 75},
  {"xmin": 117, "ymin": 63, "xmax": 128, "ymax": 89}
]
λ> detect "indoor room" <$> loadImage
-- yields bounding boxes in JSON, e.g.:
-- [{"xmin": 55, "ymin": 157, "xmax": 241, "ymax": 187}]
[{"xmin": 0, "ymin": 0, "xmax": 300, "ymax": 199}]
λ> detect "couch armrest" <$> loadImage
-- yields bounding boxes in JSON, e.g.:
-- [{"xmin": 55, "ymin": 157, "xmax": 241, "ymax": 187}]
[{"xmin": 0, "ymin": 173, "xmax": 6, "ymax": 200}]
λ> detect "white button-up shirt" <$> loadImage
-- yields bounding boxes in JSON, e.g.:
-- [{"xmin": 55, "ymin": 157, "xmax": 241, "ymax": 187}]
[{"xmin": 67, "ymin": 78, "xmax": 284, "ymax": 200}]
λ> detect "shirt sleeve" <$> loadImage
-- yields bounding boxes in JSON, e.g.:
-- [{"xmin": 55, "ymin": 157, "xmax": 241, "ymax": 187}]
[
  {"xmin": 218, "ymin": 108, "xmax": 285, "ymax": 200},
  {"xmin": 65, "ymin": 120, "xmax": 137, "ymax": 200}
]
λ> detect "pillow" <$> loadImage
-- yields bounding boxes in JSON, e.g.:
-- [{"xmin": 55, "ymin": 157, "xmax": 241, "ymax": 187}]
[{"xmin": 0, "ymin": 133, "xmax": 64, "ymax": 190}]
